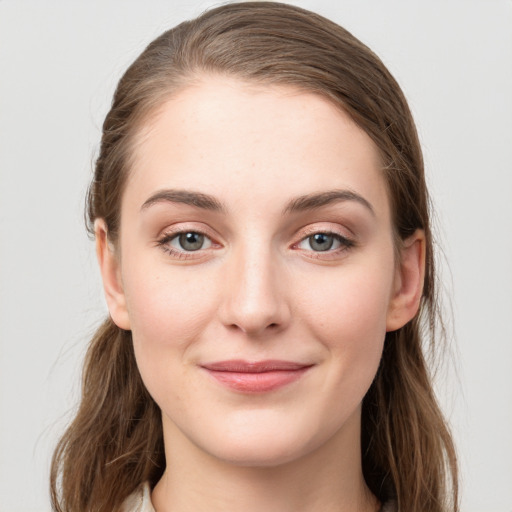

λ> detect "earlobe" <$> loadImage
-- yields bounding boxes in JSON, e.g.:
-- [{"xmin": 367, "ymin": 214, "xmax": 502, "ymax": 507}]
[
  {"xmin": 386, "ymin": 230, "xmax": 426, "ymax": 332},
  {"xmin": 94, "ymin": 219, "xmax": 131, "ymax": 330}
]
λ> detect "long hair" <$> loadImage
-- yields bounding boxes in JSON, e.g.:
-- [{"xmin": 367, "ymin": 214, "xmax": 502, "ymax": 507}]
[{"xmin": 51, "ymin": 3, "xmax": 458, "ymax": 511}]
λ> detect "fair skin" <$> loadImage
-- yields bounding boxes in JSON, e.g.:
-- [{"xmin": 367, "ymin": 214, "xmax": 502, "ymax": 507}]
[{"xmin": 96, "ymin": 76, "xmax": 424, "ymax": 512}]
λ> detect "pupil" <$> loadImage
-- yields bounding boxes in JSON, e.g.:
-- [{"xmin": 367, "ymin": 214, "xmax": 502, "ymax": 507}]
[
  {"xmin": 310, "ymin": 233, "xmax": 333, "ymax": 251},
  {"xmin": 179, "ymin": 232, "xmax": 204, "ymax": 251}
]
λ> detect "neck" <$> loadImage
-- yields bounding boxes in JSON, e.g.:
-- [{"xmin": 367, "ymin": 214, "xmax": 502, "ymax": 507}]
[{"xmin": 151, "ymin": 411, "xmax": 378, "ymax": 512}]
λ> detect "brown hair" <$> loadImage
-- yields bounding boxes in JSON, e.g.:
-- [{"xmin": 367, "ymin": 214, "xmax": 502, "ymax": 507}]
[{"xmin": 51, "ymin": 3, "xmax": 458, "ymax": 511}]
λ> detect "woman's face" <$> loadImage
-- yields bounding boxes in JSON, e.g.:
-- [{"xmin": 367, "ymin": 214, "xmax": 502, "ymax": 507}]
[{"xmin": 99, "ymin": 76, "xmax": 420, "ymax": 467}]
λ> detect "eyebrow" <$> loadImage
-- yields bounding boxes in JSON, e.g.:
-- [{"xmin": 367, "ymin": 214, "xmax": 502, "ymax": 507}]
[
  {"xmin": 141, "ymin": 189, "xmax": 225, "ymax": 212},
  {"xmin": 140, "ymin": 188, "xmax": 374, "ymax": 216},
  {"xmin": 284, "ymin": 189, "xmax": 375, "ymax": 216}
]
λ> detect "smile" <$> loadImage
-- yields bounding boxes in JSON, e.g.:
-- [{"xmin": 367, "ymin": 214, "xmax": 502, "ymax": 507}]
[{"xmin": 200, "ymin": 360, "xmax": 314, "ymax": 393}]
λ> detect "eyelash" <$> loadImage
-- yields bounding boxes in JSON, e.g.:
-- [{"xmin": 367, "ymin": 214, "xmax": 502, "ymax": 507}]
[
  {"xmin": 156, "ymin": 228, "xmax": 356, "ymax": 260},
  {"xmin": 156, "ymin": 230, "xmax": 215, "ymax": 260},
  {"xmin": 293, "ymin": 230, "xmax": 355, "ymax": 258}
]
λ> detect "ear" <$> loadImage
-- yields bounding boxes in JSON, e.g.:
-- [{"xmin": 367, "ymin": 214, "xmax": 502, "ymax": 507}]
[
  {"xmin": 386, "ymin": 229, "xmax": 426, "ymax": 332},
  {"xmin": 95, "ymin": 219, "xmax": 131, "ymax": 330}
]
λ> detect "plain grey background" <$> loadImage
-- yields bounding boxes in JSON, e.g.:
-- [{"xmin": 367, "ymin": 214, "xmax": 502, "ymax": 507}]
[{"xmin": 1, "ymin": 1, "xmax": 511, "ymax": 511}]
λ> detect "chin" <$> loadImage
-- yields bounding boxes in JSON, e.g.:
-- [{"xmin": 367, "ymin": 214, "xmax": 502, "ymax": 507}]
[
  {"xmin": 208, "ymin": 438, "xmax": 311, "ymax": 468},
  {"xmin": 192, "ymin": 415, "xmax": 338, "ymax": 469}
]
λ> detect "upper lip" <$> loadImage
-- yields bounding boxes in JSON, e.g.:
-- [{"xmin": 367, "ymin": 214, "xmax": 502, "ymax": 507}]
[{"xmin": 201, "ymin": 360, "xmax": 312, "ymax": 373}]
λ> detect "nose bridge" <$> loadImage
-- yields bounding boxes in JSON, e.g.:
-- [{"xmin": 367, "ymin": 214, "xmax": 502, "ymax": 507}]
[{"xmin": 219, "ymin": 237, "xmax": 289, "ymax": 336}]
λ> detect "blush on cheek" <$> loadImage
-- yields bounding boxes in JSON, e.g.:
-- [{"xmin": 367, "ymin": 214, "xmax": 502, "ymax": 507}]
[{"xmin": 124, "ymin": 264, "xmax": 214, "ymax": 341}]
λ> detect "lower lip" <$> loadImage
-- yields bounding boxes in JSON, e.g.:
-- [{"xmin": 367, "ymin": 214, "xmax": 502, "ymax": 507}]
[{"xmin": 204, "ymin": 368, "xmax": 311, "ymax": 393}]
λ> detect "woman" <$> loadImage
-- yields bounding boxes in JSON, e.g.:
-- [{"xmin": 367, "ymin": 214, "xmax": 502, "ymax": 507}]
[{"xmin": 51, "ymin": 2, "xmax": 458, "ymax": 511}]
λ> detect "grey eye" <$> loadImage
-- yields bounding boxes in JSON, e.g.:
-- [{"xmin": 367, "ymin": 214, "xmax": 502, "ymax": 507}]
[
  {"xmin": 298, "ymin": 233, "xmax": 343, "ymax": 252},
  {"xmin": 171, "ymin": 232, "xmax": 211, "ymax": 251},
  {"xmin": 308, "ymin": 233, "xmax": 335, "ymax": 251}
]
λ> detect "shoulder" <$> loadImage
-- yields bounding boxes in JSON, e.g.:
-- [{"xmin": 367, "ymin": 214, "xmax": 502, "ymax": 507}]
[{"xmin": 120, "ymin": 482, "xmax": 155, "ymax": 512}]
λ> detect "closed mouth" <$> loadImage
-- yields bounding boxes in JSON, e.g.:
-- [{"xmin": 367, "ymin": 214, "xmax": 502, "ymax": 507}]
[{"xmin": 200, "ymin": 360, "xmax": 313, "ymax": 392}]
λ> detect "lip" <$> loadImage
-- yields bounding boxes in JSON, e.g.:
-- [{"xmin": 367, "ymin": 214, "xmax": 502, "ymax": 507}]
[{"xmin": 200, "ymin": 360, "xmax": 313, "ymax": 393}]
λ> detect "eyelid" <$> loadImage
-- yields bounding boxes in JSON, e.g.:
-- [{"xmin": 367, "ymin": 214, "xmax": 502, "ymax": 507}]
[
  {"xmin": 157, "ymin": 221, "xmax": 220, "ymax": 241},
  {"xmin": 298, "ymin": 221, "xmax": 355, "ymax": 238},
  {"xmin": 291, "ymin": 224, "xmax": 356, "ymax": 257}
]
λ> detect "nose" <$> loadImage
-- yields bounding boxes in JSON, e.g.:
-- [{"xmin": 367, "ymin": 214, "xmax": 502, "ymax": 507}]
[{"xmin": 218, "ymin": 245, "xmax": 291, "ymax": 337}]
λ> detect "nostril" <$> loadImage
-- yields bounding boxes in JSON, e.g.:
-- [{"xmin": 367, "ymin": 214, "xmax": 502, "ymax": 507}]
[{"xmin": 227, "ymin": 322, "xmax": 280, "ymax": 334}]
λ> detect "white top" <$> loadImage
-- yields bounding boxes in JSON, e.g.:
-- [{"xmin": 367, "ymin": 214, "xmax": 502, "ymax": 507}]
[
  {"xmin": 120, "ymin": 482, "xmax": 396, "ymax": 512},
  {"xmin": 120, "ymin": 482, "xmax": 155, "ymax": 512}
]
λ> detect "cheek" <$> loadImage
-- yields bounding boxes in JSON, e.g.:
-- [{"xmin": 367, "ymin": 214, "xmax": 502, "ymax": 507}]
[
  {"xmin": 124, "ymin": 264, "xmax": 215, "ymax": 344},
  {"xmin": 120, "ymin": 260, "xmax": 218, "ymax": 392},
  {"xmin": 301, "ymin": 265, "xmax": 392, "ymax": 338},
  {"xmin": 296, "ymin": 259, "xmax": 394, "ymax": 382}
]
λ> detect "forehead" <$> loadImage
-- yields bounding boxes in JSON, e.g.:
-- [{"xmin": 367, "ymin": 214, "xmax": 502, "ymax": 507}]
[{"xmin": 124, "ymin": 75, "xmax": 389, "ymax": 219}]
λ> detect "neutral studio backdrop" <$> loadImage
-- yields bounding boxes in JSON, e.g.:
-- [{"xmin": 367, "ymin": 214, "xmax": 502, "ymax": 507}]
[{"xmin": 0, "ymin": 1, "xmax": 511, "ymax": 511}]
